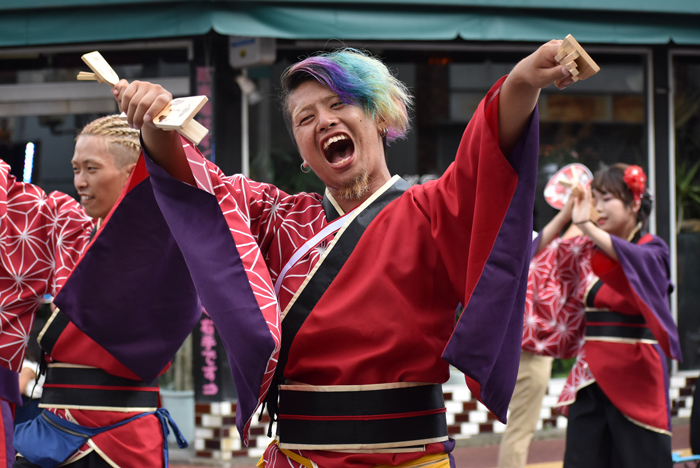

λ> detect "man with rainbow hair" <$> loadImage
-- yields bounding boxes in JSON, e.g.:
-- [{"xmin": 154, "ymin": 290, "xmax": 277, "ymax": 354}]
[{"xmin": 108, "ymin": 39, "xmax": 577, "ymax": 467}]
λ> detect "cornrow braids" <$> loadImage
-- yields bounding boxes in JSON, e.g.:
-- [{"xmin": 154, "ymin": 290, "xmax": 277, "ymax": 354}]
[{"xmin": 77, "ymin": 115, "xmax": 141, "ymax": 166}]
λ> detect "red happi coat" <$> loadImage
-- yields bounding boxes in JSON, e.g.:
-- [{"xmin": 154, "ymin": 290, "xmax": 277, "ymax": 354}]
[
  {"xmin": 546, "ymin": 233, "xmax": 680, "ymax": 434},
  {"xmin": 147, "ymin": 76, "xmax": 537, "ymax": 468},
  {"xmin": 0, "ymin": 161, "xmax": 93, "ymax": 467},
  {"xmin": 522, "ymin": 236, "xmax": 593, "ymax": 358},
  {"xmin": 38, "ymin": 318, "xmax": 172, "ymax": 467},
  {"xmin": 0, "ymin": 162, "xmax": 93, "ymax": 378},
  {"xmin": 0, "ymin": 160, "xmax": 173, "ymax": 467},
  {"xmin": 36, "ymin": 160, "xmax": 193, "ymax": 468}
]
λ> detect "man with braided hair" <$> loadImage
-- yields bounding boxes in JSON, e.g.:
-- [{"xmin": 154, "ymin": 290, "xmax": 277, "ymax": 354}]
[
  {"xmin": 70, "ymin": 115, "xmax": 141, "ymax": 220},
  {"xmin": 0, "ymin": 123, "xmax": 96, "ymax": 468},
  {"xmin": 6, "ymin": 115, "xmax": 187, "ymax": 468}
]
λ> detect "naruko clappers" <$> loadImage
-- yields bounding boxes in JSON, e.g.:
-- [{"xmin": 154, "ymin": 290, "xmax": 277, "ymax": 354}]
[
  {"xmin": 77, "ymin": 51, "xmax": 120, "ymax": 86},
  {"xmin": 141, "ymin": 96, "xmax": 209, "ymax": 146},
  {"xmin": 77, "ymin": 51, "xmax": 209, "ymax": 145},
  {"xmin": 554, "ymin": 35, "xmax": 600, "ymax": 86}
]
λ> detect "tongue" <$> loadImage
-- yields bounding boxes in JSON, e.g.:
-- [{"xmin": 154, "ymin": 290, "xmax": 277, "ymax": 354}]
[{"xmin": 330, "ymin": 145, "xmax": 353, "ymax": 164}]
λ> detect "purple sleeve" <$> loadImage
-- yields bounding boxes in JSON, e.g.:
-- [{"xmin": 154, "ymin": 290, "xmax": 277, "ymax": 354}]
[
  {"xmin": 0, "ymin": 367, "xmax": 21, "ymax": 406},
  {"xmin": 442, "ymin": 99, "xmax": 539, "ymax": 423},
  {"xmin": 54, "ymin": 156, "xmax": 202, "ymax": 383},
  {"xmin": 143, "ymin": 146, "xmax": 280, "ymax": 447},
  {"xmin": 608, "ymin": 235, "xmax": 681, "ymax": 361}
]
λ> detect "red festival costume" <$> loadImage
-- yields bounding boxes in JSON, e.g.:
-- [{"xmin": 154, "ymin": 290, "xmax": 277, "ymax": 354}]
[
  {"xmin": 2, "ymin": 159, "xmax": 190, "ymax": 467},
  {"xmin": 29, "ymin": 311, "xmax": 174, "ymax": 467},
  {"xmin": 538, "ymin": 232, "xmax": 680, "ymax": 434},
  {"xmin": 0, "ymin": 161, "xmax": 93, "ymax": 467},
  {"xmin": 142, "ymin": 76, "xmax": 539, "ymax": 468},
  {"xmin": 522, "ymin": 236, "xmax": 593, "ymax": 359},
  {"xmin": 12, "ymin": 156, "xmax": 202, "ymax": 468}
]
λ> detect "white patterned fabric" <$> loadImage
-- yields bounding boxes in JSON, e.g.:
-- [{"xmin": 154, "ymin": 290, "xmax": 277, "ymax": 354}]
[{"xmin": 0, "ymin": 160, "xmax": 93, "ymax": 374}]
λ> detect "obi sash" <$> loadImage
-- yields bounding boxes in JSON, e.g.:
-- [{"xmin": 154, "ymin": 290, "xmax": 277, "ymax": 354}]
[
  {"xmin": 584, "ymin": 310, "xmax": 657, "ymax": 343},
  {"xmin": 39, "ymin": 365, "xmax": 160, "ymax": 412},
  {"xmin": 584, "ymin": 277, "xmax": 657, "ymax": 344},
  {"xmin": 277, "ymin": 382, "xmax": 447, "ymax": 450}
]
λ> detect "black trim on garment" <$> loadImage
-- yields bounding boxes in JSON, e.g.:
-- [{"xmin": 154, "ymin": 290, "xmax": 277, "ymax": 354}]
[
  {"xmin": 278, "ymin": 383, "xmax": 447, "ymax": 447},
  {"xmin": 280, "ymin": 383, "xmax": 445, "ymax": 417},
  {"xmin": 14, "ymin": 451, "xmax": 113, "ymax": 468},
  {"xmin": 41, "ymin": 365, "xmax": 159, "ymax": 409},
  {"xmin": 279, "ymin": 414, "xmax": 447, "ymax": 447},
  {"xmin": 45, "ymin": 366, "xmax": 158, "ymax": 389},
  {"xmin": 264, "ymin": 178, "xmax": 409, "ymax": 434},
  {"xmin": 585, "ymin": 280, "xmax": 604, "ymax": 308},
  {"xmin": 631, "ymin": 230, "xmax": 643, "ymax": 245},
  {"xmin": 41, "ymin": 387, "xmax": 159, "ymax": 409},
  {"xmin": 37, "ymin": 311, "xmax": 71, "ymax": 355},
  {"xmin": 585, "ymin": 311, "xmax": 648, "ymax": 326},
  {"xmin": 585, "ymin": 310, "xmax": 655, "ymax": 341},
  {"xmin": 586, "ymin": 231, "xmax": 645, "ymax": 308},
  {"xmin": 321, "ymin": 194, "xmax": 342, "ymax": 222}
]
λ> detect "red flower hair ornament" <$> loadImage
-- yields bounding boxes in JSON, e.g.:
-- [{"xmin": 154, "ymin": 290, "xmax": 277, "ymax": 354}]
[{"xmin": 623, "ymin": 165, "xmax": 646, "ymax": 203}]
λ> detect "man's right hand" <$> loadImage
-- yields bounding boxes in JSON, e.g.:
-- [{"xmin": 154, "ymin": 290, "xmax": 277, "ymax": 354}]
[
  {"xmin": 112, "ymin": 79, "xmax": 171, "ymax": 131},
  {"xmin": 111, "ymin": 80, "xmax": 193, "ymax": 183}
]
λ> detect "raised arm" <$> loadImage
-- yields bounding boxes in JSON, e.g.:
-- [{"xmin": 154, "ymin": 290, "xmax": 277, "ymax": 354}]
[
  {"xmin": 499, "ymin": 40, "xmax": 573, "ymax": 155},
  {"xmin": 111, "ymin": 80, "xmax": 194, "ymax": 184},
  {"xmin": 534, "ymin": 194, "xmax": 576, "ymax": 255},
  {"xmin": 571, "ymin": 184, "xmax": 618, "ymax": 260}
]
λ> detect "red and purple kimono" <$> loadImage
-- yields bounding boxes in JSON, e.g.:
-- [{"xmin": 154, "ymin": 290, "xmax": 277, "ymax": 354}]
[
  {"xmin": 13, "ymin": 157, "xmax": 209, "ymax": 467},
  {"xmin": 0, "ymin": 161, "xmax": 94, "ymax": 467},
  {"xmin": 549, "ymin": 231, "xmax": 681, "ymax": 434},
  {"xmin": 137, "ymin": 76, "xmax": 539, "ymax": 468}
]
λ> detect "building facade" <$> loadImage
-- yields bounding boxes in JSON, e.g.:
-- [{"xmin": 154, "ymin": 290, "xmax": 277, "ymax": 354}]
[{"xmin": 1, "ymin": 0, "xmax": 700, "ymax": 458}]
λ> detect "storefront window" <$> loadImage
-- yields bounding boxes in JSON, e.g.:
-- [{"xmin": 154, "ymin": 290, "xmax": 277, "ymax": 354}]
[
  {"xmin": 0, "ymin": 47, "xmax": 190, "ymax": 195},
  {"xmin": 430, "ymin": 54, "xmax": 647, "ymax": 232},
  {"xmin": 259, "ymin": 48, "xmax": 649, "ymax": 223},
  {"xmin": 536, "ymin": 59, "xmax": 648, "ymax": 230},
  {"xmin": 673, "ymin": 55, "xmax": 700, "ymax": 370}
]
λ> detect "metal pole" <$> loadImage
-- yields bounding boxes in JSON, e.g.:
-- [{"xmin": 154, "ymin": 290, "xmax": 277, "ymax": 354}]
[
  {"xmin": 667, "ymin": 51, "xmax": 678, "ymax": 376},
  {"xmin": 241, "ymin": 68, "xmax": 250, "ymax": 177}
]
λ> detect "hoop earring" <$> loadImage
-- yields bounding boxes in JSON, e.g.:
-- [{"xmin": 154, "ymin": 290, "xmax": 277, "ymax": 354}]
[
  {"xmin": 380, "ymin": 128, "xmax": 388, "ymax": 138},
  {"xmin": 300, "ymin": 162, "xmax": 311, "ymax": 173}
]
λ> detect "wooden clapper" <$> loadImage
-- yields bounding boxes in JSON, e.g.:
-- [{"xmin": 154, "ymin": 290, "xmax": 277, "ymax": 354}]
[
  {"xmin": 77, "ymin": 51, "xmax": 209, "ymax": 145},
  {"xmin": 554, "ymin": 35, "xmax": 600, "ymax": 85}
]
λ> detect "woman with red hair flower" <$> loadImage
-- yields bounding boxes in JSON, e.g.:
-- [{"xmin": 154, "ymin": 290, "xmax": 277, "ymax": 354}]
[{"xmin": 533, "ymin": 163, "xmax": 680, "ymax": 468}]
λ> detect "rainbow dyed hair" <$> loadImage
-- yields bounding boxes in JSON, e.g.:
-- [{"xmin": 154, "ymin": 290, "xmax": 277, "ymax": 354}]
[{"xmin": 280, "ymin": 48, "xmax": 413, "ymax": 143}]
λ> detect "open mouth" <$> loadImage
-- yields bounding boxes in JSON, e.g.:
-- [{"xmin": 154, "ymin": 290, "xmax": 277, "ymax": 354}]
[
  {"xmin": 322, "ymin": 134, "xmax": 355, "ymax": 166},
  {"xmin": 80, "ymin": 195, "xmax": 94, "ymax": 203}
]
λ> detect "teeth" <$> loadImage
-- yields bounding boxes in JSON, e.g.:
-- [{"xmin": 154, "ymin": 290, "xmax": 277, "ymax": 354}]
[
  {"xmin": 330, "ymin": 156, "xmax": 351, "ymax": 166},
  {"xmin": 81, "ymin": 196, "xmax": 92, "ymax": 202},
  {"xmin": 323, "ymin": 134, "xmax": 348, "ymax": 151}
]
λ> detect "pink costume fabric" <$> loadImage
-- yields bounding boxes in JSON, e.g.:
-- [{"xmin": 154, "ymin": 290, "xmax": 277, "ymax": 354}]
[{"xmin": 0, "ymin": 160, "xmax": 94, "ymax": 466}]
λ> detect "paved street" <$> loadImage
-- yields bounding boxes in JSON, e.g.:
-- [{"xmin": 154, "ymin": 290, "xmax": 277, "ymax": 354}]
[{"xmin": 172, "ymin": 420, "xmax": 692, "ymax": 468}]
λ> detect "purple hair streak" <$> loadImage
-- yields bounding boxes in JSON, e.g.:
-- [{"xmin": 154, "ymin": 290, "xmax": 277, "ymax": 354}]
[{"xmin": 281, "ymin": 49, "xmax": 412, "ymax": 143}]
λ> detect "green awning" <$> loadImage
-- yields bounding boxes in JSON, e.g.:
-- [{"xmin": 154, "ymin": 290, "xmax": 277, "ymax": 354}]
[
  {"xmin": 1, "ymin": 1, "xmax": 700, "ymax": 48},
  {"xmin": 4, "ymin": 0, "xmax": 700, "ymax": 15}
]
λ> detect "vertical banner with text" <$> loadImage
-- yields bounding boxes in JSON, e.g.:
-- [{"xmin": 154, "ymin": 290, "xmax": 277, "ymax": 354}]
[{"xmin": 193, "ymin": 316, "xmax": 237, "ymax": 402}]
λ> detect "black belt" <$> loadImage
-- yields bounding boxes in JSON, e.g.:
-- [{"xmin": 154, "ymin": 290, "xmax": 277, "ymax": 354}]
[
  {"xmin": 277, "ymin": 383, "xmax": 448, "ymax": 449},
  {"xmin": 40, "ymin": 365, "xmax": 160, "ymax": 410},
  {"xmin": 585, "ymin": 311, "xmax": 656, "ymax": 342}
]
